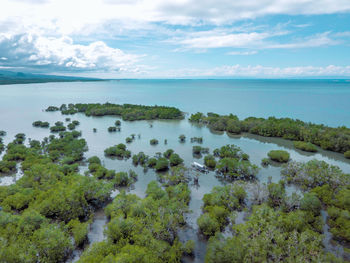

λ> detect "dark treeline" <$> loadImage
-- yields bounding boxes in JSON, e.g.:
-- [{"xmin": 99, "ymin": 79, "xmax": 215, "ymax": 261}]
[
  {"xmin": 189, "ymin": 112, "xmax": 350, "ymax": 157},
  {"xmin": 46, "ymin": 103, "xmax": 184, "ymax": 121}
]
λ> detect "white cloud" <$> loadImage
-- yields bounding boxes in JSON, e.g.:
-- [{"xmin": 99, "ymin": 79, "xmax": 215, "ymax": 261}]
[
  {"xmin": 267, "ymin": 32, "xmax": 338, "ymax": 49},
  {"xmin": 179, "ymin": 32, "xmax": 272, "ymax": 48},
  {"xmin": 173, "ymin": 30, "xmax": 339, "ymax": 50},
  {"xmin": 0, "ymin": 33, "xmax": 141, "ymax": 72},
  {"xmin": 0, "ymin": 0, "xmax": 350, "ymax": 76},
  {"xmin": 155, "ymin": 65, "xmax": 350, "ymax": 78},
  {"xmin": 1, "ymin": 0, "xmax": 350, "ymax": 36},
  {"xmin": 227, "ymin": 51, "xmax": 258, "ymax": 55}
]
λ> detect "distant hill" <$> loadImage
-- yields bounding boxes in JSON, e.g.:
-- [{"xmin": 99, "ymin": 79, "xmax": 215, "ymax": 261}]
[{"xmin": 0, "ymin": 70, "xmax": 103, "ymax": 85}]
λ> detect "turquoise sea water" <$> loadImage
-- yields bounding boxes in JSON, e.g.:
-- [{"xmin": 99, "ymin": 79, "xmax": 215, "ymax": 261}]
[
  {"xmin": 1, "ymin": 79, "xmax": 350, "ymax": 128},
  {"xmin": 1, "ymin": 79, "xmax": 350, "ymax": 262}
]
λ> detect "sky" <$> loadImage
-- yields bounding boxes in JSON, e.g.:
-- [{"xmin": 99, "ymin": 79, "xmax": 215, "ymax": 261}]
[{"xmin": 0, "ymin": 0, "xmax": 350, "ymax": 78}]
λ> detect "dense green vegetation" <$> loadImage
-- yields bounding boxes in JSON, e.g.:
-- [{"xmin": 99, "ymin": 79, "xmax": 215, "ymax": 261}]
[
  {"xmin": 66, "ymin": 120, "xmax": 80, "ymax": 131},
  {"xmin": 169, "ymin": 153, "xmax": 184, "ymax": 166},
  {"xmin": 294, "ymin": 141, "xmax": 318, "ymax": 152},
  {"xmin": 281, "ymin": 159, "xmax": 350, "ymax": 244},
  {"xmin": 197, "ymin": 184, "xmax": 246, "ymax": 237},
  {"xmin": 201, "ymin": 160, "xmax": 348, "ymax": 262},
  {"xmin": 78, "ymin": 167, "xmax": 192, "ymax": 262},
  {"xmin": 281, "ymin": 159, "xmax": 349, "ymax": 190},
  {"xmin": 45, "ymin": 103, "xmax": 184, "ymax": 121},
  {"xmin": 155, "ymin": 158, "xmax": 169, "ymax": 171},
  {"xmin": 205, "ymin": 203, "xmax": 342, "ymax": 263},
  {"xmin": 268, "ymin": 150, "xmax": 290, "ymax": 163},
  {"xmin": 189, "ymin": 112, "xmax": 350, "ymax": 155},
  {"xmin": 104, "ymin": 144, "xmax": 131, "ymax": 159},
  {"xmin": 1, "ymin": 103, "xmax": 350, "ymax": 262},
  {"xmin": 50, "ymin": 121, "xmax": 66, "ymax": 133},
  {"xmin": 131, "ymin": 149, "xmax": 184, "ymax": 172},
  {"xmin": 212, "ymin": 144, "xmax": 259, "ymax": 181},
  {"xmin": 0, "ymin": 160, "xmax": 17, "ymax": 173},
  {"xmin": 32, "ymin": 120, "xmax": 50, "ymax": 128},
  {"xmin": 87, "ymin": 156, "xmax": 136, "ymax": 186},
  {"xmin": 0, "ymin": 131, "xmax": 113, "ymax": 262},
  {"xmin": 204, "ymin": 155, "xmax": 216, "ymax": 169}
]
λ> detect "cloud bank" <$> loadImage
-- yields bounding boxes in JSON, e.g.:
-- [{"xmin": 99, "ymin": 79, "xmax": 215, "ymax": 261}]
[
  {"xmin": 1, "ymin": 0, "xmax": 350, "ymax": 77},
  {"xmin": 156, "ymin": 65, "xmax": 350, "ymax": 78},
  {"xmin": 0, "ymin": 33, "xmax": 140, "ymax": 72}
]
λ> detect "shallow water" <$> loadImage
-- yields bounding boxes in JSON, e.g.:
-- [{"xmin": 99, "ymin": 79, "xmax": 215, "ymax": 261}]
[
  {"xmin": 321, "ymin": 210, "xmax": 347, "ymax": 259},
  {"xmin": 1, "ymin": 80, "xmax": 350, "ymax": 261}
]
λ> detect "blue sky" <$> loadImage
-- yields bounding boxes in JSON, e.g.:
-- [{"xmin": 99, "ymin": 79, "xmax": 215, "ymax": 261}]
[{"xmin": 0, "ymin": 0, "xmax": 350, "ymax": 78}]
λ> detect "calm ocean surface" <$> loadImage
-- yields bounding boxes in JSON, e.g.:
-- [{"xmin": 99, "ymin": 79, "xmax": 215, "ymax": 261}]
[
  {"xmin": 1, "ymin": 79, "xmax": 350, "ymax": 262},
  {"xmin": 0, "ymin": 79, "xmax": 349, "ymax": 127}
]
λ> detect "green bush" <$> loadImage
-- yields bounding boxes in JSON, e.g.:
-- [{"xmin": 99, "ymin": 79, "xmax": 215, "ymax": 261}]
[
  {"xmin": 192, "ymin": 146, "xmax": 202, "ymax": 154},
  {"xmin": 300, "ymin": 193, "xmax": 322, "ymax": 216},
  {"xmin": 50, "ymin": 125, "xmax": 66, "ymax": 133},
  {"xmin": 169, "ymin": 153, "xmax": 183, "ymax": 166},
  {"xmin": 183, "ymin": 240, "xmax": 195, "ymax": 256},
  {"xmin": 179, "ymin": 134, "xmax": 186, "ymax": 143},
  {"xmin": 267, "ymin": 150, "xmax": 290, "ymax": 163},
  {"xmin": 33, "ymin": 225, "xmax": 73, "ymax": 262},
  {"xmin": 261, "ymin": 158, "xmax": 271, "ymax": 166},
  {"xmin": 294, "ymin": 141, "xmax": 317, "ymax": 152},
  {"xmin": 88, "ymin": 156, "xmax": 101, "ymax": 165},
  {"xmin": 147, "ymin": 158, "xmax": 157, "ymax": 168},
  {"xmin": 150, "ymin": 139, "xmax": 159, "ymax": 145},
  {"xmin": 108, "ymin": 126, "xmax": 117, "ymax": 132},
  {"xmin": 155, "ymin": 158, "xmax": 169, "ymax": 171},
  {"xmin": 216, "ymin": 158, "xmax": 259, "ymax": 180},
  {"xmin": 163, "ymin": 149, "xmax": 174, "ymax": 159},
  {"xmin": 344, "ymin": 150, "xmax": 350, "ymax": 159},
  {"xmin": 197, "ymin": 213, "xmax": 220, "ymax": 237},
  {"xmin": 204, "ymin": 155, "xmax": 216, "ymax": 169},
  {"xmin": 0, "ymin": 160, "xmax": 17, "ymax": 173},
  {"xmin": 32, "ymin": 121, "xmax": 50, "ymax": 128},
  {"xmin": 67, "ymin": 219, "xmax": 89, "ymax": 247},
  {"xmin": 104, "ymin": 144, "xmax": 130, "ymax": 159},
  {"xmin": 67, "ymin": 123, "xmax": 76, "ymax": 130},
  {"xmin": 132, "ymin": 152, "xmax": 148, "ymax": 166}
]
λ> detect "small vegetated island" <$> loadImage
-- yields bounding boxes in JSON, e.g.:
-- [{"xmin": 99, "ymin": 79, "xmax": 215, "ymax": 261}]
[
  {"xmin": 0, "ymin": 103, "xmax": 349, "ymax": 263},
  {"xmin": 46, "ymin": 103, "xmax": 184, "ymax": 121}
]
